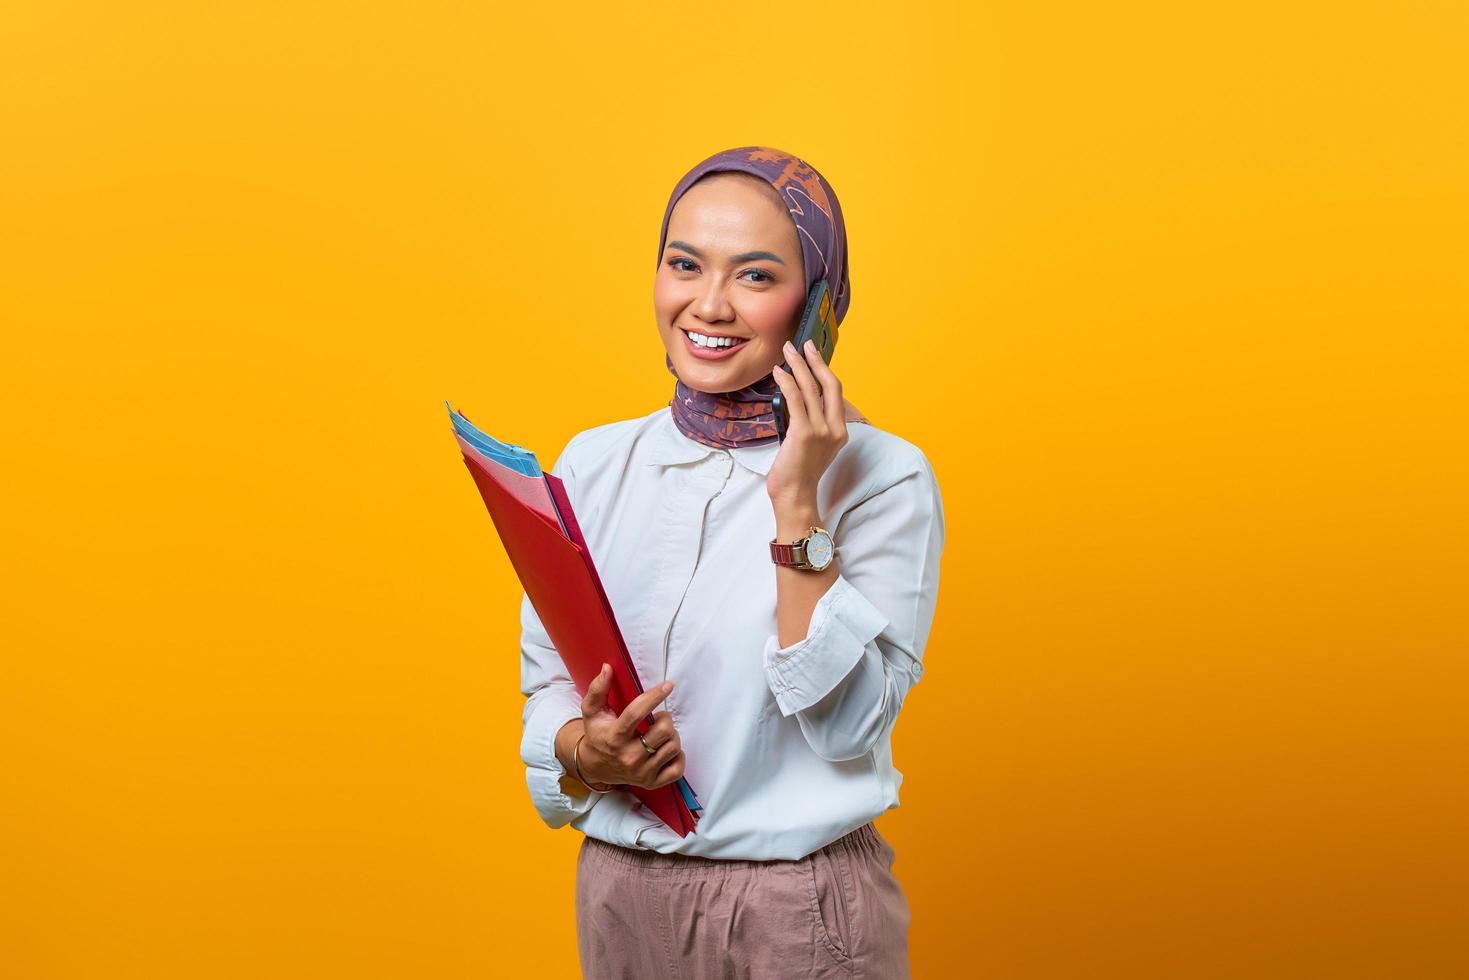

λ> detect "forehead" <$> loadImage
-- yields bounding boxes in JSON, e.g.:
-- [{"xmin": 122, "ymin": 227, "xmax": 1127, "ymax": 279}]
[{"xmin": 667, "ymin": 174, "xmax": 796, "ymax": 246}]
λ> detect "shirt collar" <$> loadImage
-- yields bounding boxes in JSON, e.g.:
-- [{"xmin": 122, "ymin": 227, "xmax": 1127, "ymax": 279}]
[{"xmin": 645, "ymin": 407, "xmax": 779, "ymax": 476}]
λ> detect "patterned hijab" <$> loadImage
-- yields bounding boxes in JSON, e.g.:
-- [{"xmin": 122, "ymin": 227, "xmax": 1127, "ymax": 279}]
[{"xmin": 657, "ymin": 146, "xmax": 864, "ymax": 449}]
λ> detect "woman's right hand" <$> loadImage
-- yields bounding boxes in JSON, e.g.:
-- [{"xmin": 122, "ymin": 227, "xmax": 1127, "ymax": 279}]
[{"xmin": 577, "ymin": 663, "xmax": 686, "ymax": 790}]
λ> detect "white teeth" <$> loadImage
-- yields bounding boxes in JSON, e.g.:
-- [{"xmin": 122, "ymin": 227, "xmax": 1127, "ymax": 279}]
[{"xmin": 686, "ymin": 330, "xmax": 741, "ymax": 349}]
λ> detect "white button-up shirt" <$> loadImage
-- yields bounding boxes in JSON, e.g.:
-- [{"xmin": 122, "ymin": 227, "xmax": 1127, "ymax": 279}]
[{"xmin": 517, "ymin": 405, "xmax": 945, "ymax": 861}]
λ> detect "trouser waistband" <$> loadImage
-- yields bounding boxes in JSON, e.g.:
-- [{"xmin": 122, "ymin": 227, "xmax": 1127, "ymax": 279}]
[{"xmin": 581, "ymin": 821, "xmax": 886, "ymax": 872}]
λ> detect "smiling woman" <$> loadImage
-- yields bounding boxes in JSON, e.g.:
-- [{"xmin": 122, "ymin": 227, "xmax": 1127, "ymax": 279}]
[
  {"xmin": 516, "ymin": 146, "xmax": 944, "ymax": 979},
  {"xmin": 653, "ymin": 163, "xmax": 869, "ymax": 449},
  {"xmin": 656, "ymin": 172, "xmax": 804, "ymax": 378}
]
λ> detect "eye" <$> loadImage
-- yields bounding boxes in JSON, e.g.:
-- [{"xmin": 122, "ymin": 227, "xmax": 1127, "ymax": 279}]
[{"xmin": 665, "ymin": 257, "xmax": 774, "ymax": 283}]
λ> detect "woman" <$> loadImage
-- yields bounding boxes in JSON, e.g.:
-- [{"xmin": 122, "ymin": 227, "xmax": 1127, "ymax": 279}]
[{"xmin": 516, "ymin": 146, "xmax": 945, "ymax": 978}]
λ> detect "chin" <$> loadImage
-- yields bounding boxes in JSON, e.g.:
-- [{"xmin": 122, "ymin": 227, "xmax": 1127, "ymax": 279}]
[
  {"xmin": 681, "ymin": 371, "xmax": 741, "ymax": 394},
  {"xmin": 676, "ymin": 361, "xmax": 755, "ymax": 394}
]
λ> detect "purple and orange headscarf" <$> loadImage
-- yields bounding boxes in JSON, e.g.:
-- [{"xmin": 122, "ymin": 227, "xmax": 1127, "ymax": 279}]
[{"xmin": 658, "ymin": 146, "xmax": 858, "ymax": 449}]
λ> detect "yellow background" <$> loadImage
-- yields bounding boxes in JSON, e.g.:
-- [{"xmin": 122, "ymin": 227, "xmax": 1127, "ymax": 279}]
[{"xmin": 3, "ymin": 1, "xmax": 1465, "ymax": 977}]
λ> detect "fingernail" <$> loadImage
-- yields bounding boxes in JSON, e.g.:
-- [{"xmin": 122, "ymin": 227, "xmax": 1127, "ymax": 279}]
[
  {"xmin": 805, "ymin": 340, "xmax": 816, "ymax": 351},
  {"xmin": 784, "ymin": 341, "xmax": 794, "ymax": 352},
  {"xmin": 663, "ymin": 681, "xmax": 674, "ymax": 692}
]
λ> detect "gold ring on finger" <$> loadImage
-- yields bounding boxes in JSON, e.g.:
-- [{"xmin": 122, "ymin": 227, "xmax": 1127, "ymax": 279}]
[{"xmin": 640, "ymin": 734, "xmax": 656, "ymax": 755}]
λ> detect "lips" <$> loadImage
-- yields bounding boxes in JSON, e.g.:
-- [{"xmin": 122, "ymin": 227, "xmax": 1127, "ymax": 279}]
[{"xmin": 680, "ymin": 328, "xmax": 750, "ymax": 359}]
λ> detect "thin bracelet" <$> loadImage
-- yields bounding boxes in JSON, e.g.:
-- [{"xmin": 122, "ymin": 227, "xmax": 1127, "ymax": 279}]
[{"xmin": 573, "ymin": 733, "xmax": 615, "ymax": 794}]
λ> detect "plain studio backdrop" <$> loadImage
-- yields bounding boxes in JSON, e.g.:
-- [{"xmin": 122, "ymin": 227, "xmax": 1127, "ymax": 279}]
[{"xmin": 2, "ymin": 2, "xmax": 1465, "ymax": 977}]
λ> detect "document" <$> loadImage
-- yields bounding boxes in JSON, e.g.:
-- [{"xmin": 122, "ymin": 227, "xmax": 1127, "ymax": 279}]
[{"xmin": 446, "ymin": 401, "xmax": 701, "ymax": 836}]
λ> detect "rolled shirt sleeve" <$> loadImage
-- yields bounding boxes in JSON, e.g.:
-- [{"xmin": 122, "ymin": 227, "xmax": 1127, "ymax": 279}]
[
  {"xmin": 761, "ymin": 451, "xmax": 945, "ymax": 762},
  {"xmin": 516, "ymin": 435, "xmax": 605, "ymax": 827},
  {"xmin": 519, "ymin": 593, "xmax": 603, "ymax": 827}
]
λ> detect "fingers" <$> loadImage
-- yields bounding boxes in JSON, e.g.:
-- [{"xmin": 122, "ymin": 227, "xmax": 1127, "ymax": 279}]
[
  {"xmin": 642, "ymin": 726, "xmax": 681, "ymax": 766},
  {"xmin": 615, "ymin": 679, "xmax": 674, "ymax": 736},
  {"xmin": 601, "ymin": 712, "xmax": 681, "ymax": 786},
  {"xmin": 580, "ymin": 663, "xmax": 612, "ymax": 717},
  {"xmin": 635, "ymin": 730, "xmax": 683, "ymax": 787},
  {"xmin": 781, "ymin": 340, "xmax": 827, "ymax": 433},
  {"xmin": 800, "ymin": 339, "xmax": 845, "ymax": 433},
  {"xmin": 771, "ymin": 361, "xmax": 807, "ymax": 431},
  {"xmin": 585, "ymin": 702, "xmax": 687, "ymax": 790},
  {"xmin": 648, "ymin": 748, "xmax": 687, "ymax": 789},
  {"xmin": 640, "ymin": 710, "xmax": 675, "ymax": 748}
]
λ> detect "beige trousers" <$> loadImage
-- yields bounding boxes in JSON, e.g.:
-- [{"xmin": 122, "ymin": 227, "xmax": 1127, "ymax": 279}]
[{"xmin": 575, "ymin": 822, "xmax": 911, "ymax": 979}]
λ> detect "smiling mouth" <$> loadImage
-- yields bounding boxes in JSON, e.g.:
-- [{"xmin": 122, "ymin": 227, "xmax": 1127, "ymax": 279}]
[{"xmin": 681, "ymin": 328, "xmax": 751, "ymax": 351}]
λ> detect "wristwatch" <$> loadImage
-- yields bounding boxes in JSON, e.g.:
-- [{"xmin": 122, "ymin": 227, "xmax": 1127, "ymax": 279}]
[{"xmin": 769, "ymin": 525, "xmax": 836, "ymax": 571}]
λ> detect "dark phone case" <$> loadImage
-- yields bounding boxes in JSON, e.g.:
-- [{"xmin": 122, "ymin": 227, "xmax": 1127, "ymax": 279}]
[{"xmin": 774, "ymin": 279, "xmax": 838, "ymax": 442}]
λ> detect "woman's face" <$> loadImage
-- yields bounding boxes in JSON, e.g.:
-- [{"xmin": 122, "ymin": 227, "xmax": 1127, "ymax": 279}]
[{"xmin": 654, "ymin": 174, "xmax": 806, "ymax": 394}]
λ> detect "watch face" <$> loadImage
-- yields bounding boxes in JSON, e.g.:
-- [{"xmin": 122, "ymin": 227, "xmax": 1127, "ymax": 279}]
[{"xmin": 805, "ymin": 529, "xmax": 834, "ymax": 570}]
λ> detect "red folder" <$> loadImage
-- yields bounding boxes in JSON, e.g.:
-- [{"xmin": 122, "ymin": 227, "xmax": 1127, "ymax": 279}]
[{"xmin": 452, "ymin": 415, "xmax": 700, "ymax": 837}]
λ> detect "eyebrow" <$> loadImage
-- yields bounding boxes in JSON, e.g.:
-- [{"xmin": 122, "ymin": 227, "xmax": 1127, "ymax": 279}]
[{"xmin": 666, "ymin": 240, "xmax": 786, "ymax": 265}]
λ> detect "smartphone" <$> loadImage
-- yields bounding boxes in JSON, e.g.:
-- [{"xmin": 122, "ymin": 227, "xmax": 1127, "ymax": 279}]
[{"xmin": 773, "ymin": 278, "xmax": 839, "ymax": 442}]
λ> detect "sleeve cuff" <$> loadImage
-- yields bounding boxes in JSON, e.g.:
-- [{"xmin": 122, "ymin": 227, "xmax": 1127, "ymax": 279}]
[
  {"xmin": 762, "ymin": 574, "xmax": 891, "ymax": 717},
  {"xmin": 520, "ymin": 685, "xmax": 602, "ymax": 825}
]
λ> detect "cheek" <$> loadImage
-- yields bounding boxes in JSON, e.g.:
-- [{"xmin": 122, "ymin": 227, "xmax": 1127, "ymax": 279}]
[
  {"xmin": 741, "ymin": 289, "xmax": 805, "ymax": 342},
  {"xmin": 652, "ymin": 276, "xmax": 678, "ymax": 321}
]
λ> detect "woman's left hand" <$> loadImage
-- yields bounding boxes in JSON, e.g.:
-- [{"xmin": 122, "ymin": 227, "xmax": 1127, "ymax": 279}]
[{"xmin": 767, "ymin": 339, "xmax": 848, "ymax": 508}]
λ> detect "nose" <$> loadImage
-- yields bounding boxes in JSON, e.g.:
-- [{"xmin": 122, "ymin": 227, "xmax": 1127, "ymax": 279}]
[{"xmin": 691, "ymin": 272, "xmax": 735, "ymax": 323}]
